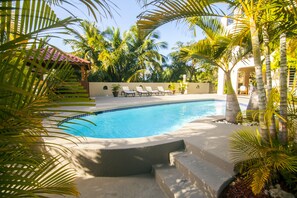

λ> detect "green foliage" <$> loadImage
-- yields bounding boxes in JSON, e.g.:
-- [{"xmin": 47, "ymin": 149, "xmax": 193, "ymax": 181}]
[
  {"xmin": 68, "ymin": 24, "xmax": 167, "ymax": 82},
  {"xmin": 169, "ymin": 82, "xmax": 176, "ymax": 91},
  {"xmin": 178, "ymin": 81, "xmax": 188, "ymax": 92},
  {"xmin": 0, "ymin": 44, "xmax": 83, "ymax": 197},
  {"xmin": 230, "ymin": 129, "xmax": 297, "ymax": 195},
  {"xmin": 111, "ymin": 84, "xmax": 121, "ymax": 92},
  {"xmin": 287, "ymin": 91, "xmax": 297, "ymax": 142},
  {"xmin": 0, "ymin": 0, "xmax": 106, "ymax": 197}
]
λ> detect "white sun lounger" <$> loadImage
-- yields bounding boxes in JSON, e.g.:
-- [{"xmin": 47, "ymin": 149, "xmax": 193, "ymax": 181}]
[
  {"xmin": 136, "ymin": 86, "xmax": 149, "ymax": 97},
  {"xmin": 157, "ymin": 86, "xmax": 172, "ymax": 95},
  {"xmin": 145, "ymin": 86, "xmax": 159, "ymax": 96},
  {"xmin": 121, "ymin": 86, "xmax": 136, "ymax": 97}
]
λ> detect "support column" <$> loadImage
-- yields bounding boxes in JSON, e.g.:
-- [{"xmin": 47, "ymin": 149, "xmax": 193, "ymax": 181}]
[{"xmin": 217, "ymin": 68, "xmax": 225, "ymax": 95}]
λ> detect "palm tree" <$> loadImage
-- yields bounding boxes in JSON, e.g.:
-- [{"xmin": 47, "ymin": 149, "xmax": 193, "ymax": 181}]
[
  {"xmin": 68, "ymin": 24, "xmax": 167, "ymax": 82},
  {"xmin": 180, "ymin": 17, "xmax": 251, "ymax": 123},
  {"xmin": 0, "ymin": 0, "xmax": 113, "ymax": 196},
  {"xmin": 125, "ymin": 25, "xmax": 168, "ymax": 82},
  {"xmin": 137, "ymin": 0, "xmax": 291, "ymax": 137},
  {"xmin": 275, "ymin": 0, "xmax": 297, "ymax": 145},
  {"xmin": 138, "ymin": 3, "xmax": 253, "ymax": 122},
  {"xmin": 65, "ymin": 21, "xmax": 107, "ymax": 72}
]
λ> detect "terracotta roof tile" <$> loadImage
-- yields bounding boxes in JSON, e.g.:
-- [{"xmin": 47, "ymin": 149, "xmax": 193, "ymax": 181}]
[{"xmin": 35, "ymin": 48, "xmax": 90, "ymax": 68}]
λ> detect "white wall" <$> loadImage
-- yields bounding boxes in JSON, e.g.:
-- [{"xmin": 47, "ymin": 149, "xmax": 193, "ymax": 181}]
[
  {"xmin": 89, "ymin": 82, "xmax": 210, "ymax": 97},
  {"xmin": 217, "ymin": 57, "xmax": 255, "ymax": 95}
]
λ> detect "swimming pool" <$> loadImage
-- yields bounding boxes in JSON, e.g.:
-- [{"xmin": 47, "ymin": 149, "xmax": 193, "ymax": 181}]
[{"xmin": 60, "ymin": 100, "xmax": 228, "ymax": 138}]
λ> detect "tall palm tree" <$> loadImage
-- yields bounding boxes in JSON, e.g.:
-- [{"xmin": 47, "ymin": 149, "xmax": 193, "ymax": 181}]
[
  {"xmin": 180, "ymin": 17, "xmax": 251, "ymax": 123},
  {"xmin": 138, "ymin": 3, "xmax": 252, "ymax": 123},
  {"xmin": 125, "ymin": 25, "xmax": 168, "ymax": 82},
  {"xmin": 98, "ymin": 27, "xmax": 130, "ymax": 81},
  {"xmin": 65, "ymin": 21, "xmax": 107, "ymax": 72},
  {"xmin": 275, "ymin": 0, "xmax": 297, "ymax": 145},
  {"xmin": 68, "ymin": 24, "xmax": 167, "ymax": 82},
  {"xmin": 0, "ymin": 0, "xmax": 113, "ymax": 196},
  {"xmin": 137, "ymin": 0, "xmax": 293, "ymax": 137}
]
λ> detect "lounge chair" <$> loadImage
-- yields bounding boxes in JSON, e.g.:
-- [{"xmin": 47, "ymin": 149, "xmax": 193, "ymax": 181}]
[
  {"xmin": 121, "ymin": 86, "xmax": 136, "ymax": 97},
  {"xmin": 136, "ymin": 86, "xmax": 149, "ymax": 97},
  {"xmin": 157, "ymin": 86, "xmax": 172, "ymax": 95},
  {"xmin": 145, "ymin": 86, "xmax": 159, "ymax": 96}
]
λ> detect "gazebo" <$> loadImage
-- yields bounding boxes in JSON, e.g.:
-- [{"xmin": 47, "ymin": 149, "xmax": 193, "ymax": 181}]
[{"xmin": 36, "ymin": 47, "xmax": 91, "ymax": 82}]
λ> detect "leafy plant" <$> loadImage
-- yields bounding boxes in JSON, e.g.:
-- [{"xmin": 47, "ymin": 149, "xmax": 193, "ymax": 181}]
[
  {"xmin": 112, "ymin": 84, "xmax": 121, "ymax": 92},
  {"xmin": 0, "ymin": 0, "xmax": 109, "ymax": 197},
  {"xmin": 169, "ymin": 82, "xmax": 176, "ymax": 91},
  {"xmin": 230, "ymin": 129, "xmax": 297, "ymax": 195},
  {"xmin": 178, "ymin": 81, "xmax": 188, "ymax": 93}
]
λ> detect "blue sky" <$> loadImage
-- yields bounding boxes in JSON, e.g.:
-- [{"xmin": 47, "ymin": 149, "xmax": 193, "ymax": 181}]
[{"xmin": 52, "ymin": 0, "xmax": 203, "ymax": 56}]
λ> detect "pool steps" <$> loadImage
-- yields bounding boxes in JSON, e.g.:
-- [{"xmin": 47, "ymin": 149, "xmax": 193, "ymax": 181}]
[
  {"xmin": 153, "ymin": 140, "xmax": 235, "ymax": 198},
  {"xmin": 153, "ymin": 164, "xmax": 205, "ymax": 198}
]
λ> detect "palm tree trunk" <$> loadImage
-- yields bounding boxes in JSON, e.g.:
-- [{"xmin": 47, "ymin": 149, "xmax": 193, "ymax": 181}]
[
  {"xmin": 225, "ymin": 72, "xmax": 241, "ymax": 123},
  {"xmin": 279, "ymin": 32, "xmax": 288, "ymax": 145},
  {"xmin": 263, "ymin": 25, "xmax": 276, "ymax": 139},
  {"xmin": 250, "ymin": 18, "xmax": 268, "ymax": 139}
]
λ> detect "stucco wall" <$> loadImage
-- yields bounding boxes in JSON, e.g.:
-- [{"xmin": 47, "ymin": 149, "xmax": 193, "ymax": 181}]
[{"xmin": 88, "ymin": 82, "xmax": 210, "ymax": 97}]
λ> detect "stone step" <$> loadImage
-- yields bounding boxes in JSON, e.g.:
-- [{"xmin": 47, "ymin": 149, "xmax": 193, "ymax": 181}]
[
  {"xmin": 153, "ymin": 164, "xmax": 205, "ymax": 198},
  {"xmin": 184, "ymin": 140, "xmax": 235, "ymax": 175},
  {"xmin": 173, "ymin": 152, "xmax": 234, "ymax": 198}
]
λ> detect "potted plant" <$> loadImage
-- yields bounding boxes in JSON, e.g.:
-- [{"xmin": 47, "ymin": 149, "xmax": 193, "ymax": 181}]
[
  {"xmin": 179, "ymin": 82, "xmax": 187, "ymax": 94},
  {"xmin": 111, "ymin": 84, "xmax": 121, "ymax": 97},
  {"xmin": 169, "ymin": 82, "xmax": 176, "ymax": 94}
]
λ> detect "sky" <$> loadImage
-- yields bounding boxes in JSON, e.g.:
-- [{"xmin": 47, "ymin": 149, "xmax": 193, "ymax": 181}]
[{"xmin": 52, "ymin": 0, "xmax": 203, "ymax": 56}]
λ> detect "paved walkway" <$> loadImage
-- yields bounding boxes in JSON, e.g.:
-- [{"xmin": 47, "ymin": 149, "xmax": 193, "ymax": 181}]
[{"xmin": 51, "ymin": 94, "xmax": 250, "ymax": 198}]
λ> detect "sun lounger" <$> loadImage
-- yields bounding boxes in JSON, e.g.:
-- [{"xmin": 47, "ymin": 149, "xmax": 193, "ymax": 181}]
[
  {"xmin": 121, "ymin": 86, "xmax": 136, "ymax": 97},
  {"xmin": 136, "ymin": 86, "xmax": 149, "ymax": 97},
  {"xmin": 145, "ymin": 86, "xmax": 159, "ymax": 96},
  {"xmin": 157, "ymin": 86, "xmax": 172, "ymax": 95}
]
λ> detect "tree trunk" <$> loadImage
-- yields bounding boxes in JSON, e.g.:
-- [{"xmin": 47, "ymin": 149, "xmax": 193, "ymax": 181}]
[
  {"xmin": 250, "ymin": 18, "xmax": 268, "ymax": 139},
  {"xmin": 279, "ymin": 32, "xmax": 288, "ymax": 145},
  {"xmin": 263, "ymin": 25, "xmax": 276, "ymax": 139},
  {"xmin": 225, "ymin": 72, "xmax": 241, "ymax": 123},
  {"xmin": 246, "ymin": 88, "xmax": 259, "ymax": 121}
]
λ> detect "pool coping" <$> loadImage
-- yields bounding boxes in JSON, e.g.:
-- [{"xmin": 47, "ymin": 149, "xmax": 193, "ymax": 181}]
[
  {"xmin": 44, "ymin": 94, "xmax": 251, "ymax": 177},
  {"xmin": 45, "ymin": 97, "xmax": 227, "ymax": 150},
  {"xmin": 44, "ymin": 95, "xmax": 250, "ymax": 151}
]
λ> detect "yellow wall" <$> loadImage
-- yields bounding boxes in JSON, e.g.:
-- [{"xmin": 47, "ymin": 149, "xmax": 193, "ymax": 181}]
[{"xmin": 89, "ymin": 82, "xmax": 210, "ymax": 97}]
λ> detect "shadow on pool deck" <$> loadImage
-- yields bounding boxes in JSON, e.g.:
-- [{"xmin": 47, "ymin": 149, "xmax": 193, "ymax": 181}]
[{"xmin": 47, "ymin": 94, "xmax": 251, "ymax": 198}]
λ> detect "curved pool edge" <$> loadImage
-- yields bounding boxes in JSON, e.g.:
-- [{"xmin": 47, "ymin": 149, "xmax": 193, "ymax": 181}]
[
  {"xmin": 44, "ymin": 94, "xmax": 250, "ymax": 177},
  {"xmin": 47, "ymin": 115, "xmax": 226, "ymax": 177}
]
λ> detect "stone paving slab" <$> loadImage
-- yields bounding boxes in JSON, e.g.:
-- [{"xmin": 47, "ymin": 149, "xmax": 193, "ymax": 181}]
[
  {"xmin": 46, "ymin": 94, "xmax": 251, "ymax": 198},
  {"xmin": 48, "ymin": 174, "xmax": 165, "ymax": 198}
]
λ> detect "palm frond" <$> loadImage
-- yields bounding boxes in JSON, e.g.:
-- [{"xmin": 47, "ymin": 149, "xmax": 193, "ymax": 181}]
[
  {"xmin": 250, "ymin": 166, "xmax": 271, "ymax": 195},
  {"xmin": 137, "ymin": 0, "xmax": 224, "ymax": 36},
  {"xmin": 0, "ymin": 151, "xmax": 79, "ymax": 197},
  {"xmin": 0, "ymin": 40, "xmax": 93, "ymax": 198},
  {"xmin": 230, "ymin": 128, "xmax": 297, "ymax": 195},
  {"xmin": 46, "ymin": 0, "xmax": 116, "ymax": 21},
  {"xmin": 230, "ymin": 129, "xmax": 265, "ymax": 164}
]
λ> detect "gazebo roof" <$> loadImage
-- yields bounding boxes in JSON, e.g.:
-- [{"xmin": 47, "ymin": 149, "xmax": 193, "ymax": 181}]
[{"xmin": 37, "ymin": 47, "xmax": 91, "ymax": 69}]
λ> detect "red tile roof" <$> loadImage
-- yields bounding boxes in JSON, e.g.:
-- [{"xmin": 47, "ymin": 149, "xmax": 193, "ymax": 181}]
[{"xmin": 37, "ymin": 47, "xmax": 90, "ymax": 69}]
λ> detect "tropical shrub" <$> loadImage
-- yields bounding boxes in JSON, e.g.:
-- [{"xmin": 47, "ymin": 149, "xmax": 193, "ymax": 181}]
[
  {"xmin": 0, "ymin": 0, "xmax": 107, "ymax": 197},
  {"xmin": 230, "ymin": 128, "xmax": 297, "ymax": 195}
]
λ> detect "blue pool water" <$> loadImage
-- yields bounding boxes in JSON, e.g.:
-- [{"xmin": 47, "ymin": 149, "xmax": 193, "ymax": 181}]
[{"xmin": 60, "ymin": 100, "xmax": 228, "ymax": 138}]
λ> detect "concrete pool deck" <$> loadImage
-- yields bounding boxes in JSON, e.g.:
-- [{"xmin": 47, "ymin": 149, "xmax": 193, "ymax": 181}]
[{"xmin": 48, "ymin": 94, "xmax": 251, "ymax": 197}]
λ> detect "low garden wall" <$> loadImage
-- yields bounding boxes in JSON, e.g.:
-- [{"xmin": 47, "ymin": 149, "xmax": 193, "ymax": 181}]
[{"xmin": 88, "ymin": 82, "xmax": 210, "ymax": 97}]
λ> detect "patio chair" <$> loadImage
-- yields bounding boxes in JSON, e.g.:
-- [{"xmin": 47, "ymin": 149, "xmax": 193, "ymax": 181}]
[
  {"xmin": 145, "ymin": 86, "xmax": 159, "ymax": 96},
  {"xmin": 157, "ymin": 86, "xmax": 172, "ymax": 95},
  {"xmin": 121, "ymin": 86, "xmax": 136, "ymax": 97},
  {"xmin": 136, "ymin": 86, "xmax": 149, "ymax": 97}
]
